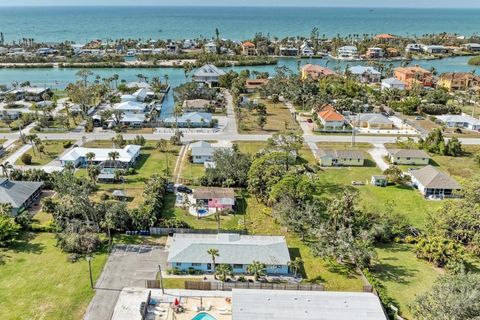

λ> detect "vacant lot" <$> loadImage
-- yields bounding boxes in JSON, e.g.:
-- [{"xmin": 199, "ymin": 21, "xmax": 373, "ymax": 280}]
[
  {"xmin": 15, "ymin": 140, "xmax": 73, "ymax": 166},
  {"xmin": 237, "ymin": 95, "xmax": 300, "ymax": 134},
  {"xmin": 235, "ymin": 141, "xmax": 316, "ymax": 164}
]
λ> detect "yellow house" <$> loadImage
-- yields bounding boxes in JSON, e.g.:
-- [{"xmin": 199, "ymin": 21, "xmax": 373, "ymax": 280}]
[
  {"xmin": 438, "ymin": 72, "xmax": 480, "ymax": 92},
  {"xmin": 387, "ymin": 149, "xmax": 430, "ymax": 165},
  {"xmin": 316, "ymin": 149, "xmax": 365, "ymax": 167}
]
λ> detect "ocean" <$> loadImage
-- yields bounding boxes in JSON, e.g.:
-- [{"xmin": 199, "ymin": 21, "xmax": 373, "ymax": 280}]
[{"xmin": 0, "ymin": 6, "xmax": 479, "ymax": 43}]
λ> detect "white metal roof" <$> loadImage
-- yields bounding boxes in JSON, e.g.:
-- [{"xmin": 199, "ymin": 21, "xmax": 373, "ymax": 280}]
[{"xmin": 59, "ymin": 145, "xmax": 141, "ymax": 163}]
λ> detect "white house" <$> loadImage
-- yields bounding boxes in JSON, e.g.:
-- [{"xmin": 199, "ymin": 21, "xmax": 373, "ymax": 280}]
[
  {"xmin": 367, "ymin": 47, "xmax": 384, "ymax": 58},
  {"xmin": 316, "ymin": 149, "xmax": 365, "ymax": 167},
  {"xmin": 405, "ymin": 43, "xmax": 423, "ymax": 53},
  {"xmin": 436, "ymin": 114, "xmax": 480, "ymax": 131},
  {"xmin": 120, "ymin": 88, "xmax": 154, "ymax": 103},
  {"xmin": 114, "ymin": 101, "xmax": 147, "ymax": 114},
  {"xmin": 463, "ymin": 43, "xmax": 480, "ymax": 52},
  {"xmin": 190, "ymin": 141, "xmax": 232, "ymax": 164},
  {"xmin": 59, "ymin": 145, "xmax": 141, "ymax": 168},
  {"xmin": 162, "ymin": 112, "xmax": 213, "ymax": 128},
  {"xmin": 193, "ymin": 64, "xmax": 226, "ymax": 86},
  {"xmin": 349, "ymin": 65, "xmax": 381, "ymax": 83},
  {"xmin": 410, "ymin": 165, "xmax": 461, "ymax": 199},
  {"xmin": 382, "ymin": 77, "xmax": 406, "ymax": 90},
  {"xmin": 300, "ymin": 43, "xmax": 314, "ymax": 56},
  {"xmin": 422, "ymin": 45, "xmax": 448, "ymax": 54},
  {"xmin": 204, "ymin": 41, "xmax": 217, "ymax": 53},
  {"xmin": 337, "ymin": 46, "xmax": 358, "ymax": 59},
  {"xmin": 387, "ymin": 149, "xmax": 430, "ymax": 165}
]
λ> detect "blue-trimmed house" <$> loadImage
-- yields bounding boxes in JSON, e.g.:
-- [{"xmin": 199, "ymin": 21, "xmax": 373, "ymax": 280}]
[{"xmin": 167, "ymin": 233, "xmax": 291, "ymax": 275}]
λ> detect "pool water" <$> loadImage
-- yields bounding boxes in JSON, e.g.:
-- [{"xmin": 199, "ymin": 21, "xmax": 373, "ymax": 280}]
[
  {"xmin": 191, "ymin": 313, "xmax": 217, "ymax": 320},
  {"xmin": 197, "ymin": 209, "xmax": 208, "ymax": 216},
  {"xmin": 101, "ymin": 168, "xmax": 115, "ymax": 174}
]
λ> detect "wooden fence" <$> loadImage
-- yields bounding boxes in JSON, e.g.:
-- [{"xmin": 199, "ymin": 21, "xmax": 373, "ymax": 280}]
[
  {"xmin": 184, "ymin": 281, "xmax": 326, "ymax": 292},
  {"xmin": 149, "ymin": 227, "xmax": 246, "ymax": 236}
]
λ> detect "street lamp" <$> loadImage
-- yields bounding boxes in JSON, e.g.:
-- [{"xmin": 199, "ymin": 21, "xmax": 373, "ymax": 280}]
[{"xmin": 86, "ymin": 255, "xmax": 94, "ymax": 289}]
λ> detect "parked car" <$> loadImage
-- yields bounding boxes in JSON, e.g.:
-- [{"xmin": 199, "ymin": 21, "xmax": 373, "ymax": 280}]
[
  {"xmin": 176, "ymin": 185, "xmax": 192, "ymax": 194},
  {"xmin": 166, "ymin": 182, "xmax": 175, "ymax": 193},
  {"xmin": 415, "ymin": 116, "xmax": 425, "ymax": 120}
]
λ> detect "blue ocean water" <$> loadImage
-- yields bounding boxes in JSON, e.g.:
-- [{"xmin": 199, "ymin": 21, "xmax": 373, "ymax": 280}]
[{"xmin": 0, "ymin": 6, "xmax": 479, "ymax": 43}]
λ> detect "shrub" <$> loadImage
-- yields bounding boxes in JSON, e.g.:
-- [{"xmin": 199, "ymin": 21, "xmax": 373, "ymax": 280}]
[
  {"xmin": 63, "ymin": 141, "xmax": 72, "ymax": 148},
  {"xmin": 21, "ymin": 153, "xmax": 32, "ymax": 165},
  {"xmin": 56, "ymin": 230, "xmax": 102, "ymax": 254},
  {"xmin": 100, "ymin": 193, "xmax": 110, "ymax": 201}
]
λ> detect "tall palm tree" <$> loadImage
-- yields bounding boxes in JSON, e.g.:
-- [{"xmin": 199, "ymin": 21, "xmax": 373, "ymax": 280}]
[
  {"xmin": 87, "ymin": 165, "xmax": 100, "ymax": 185},
  {"xmin": 0, "ymin": 161, "xmax": 13, "ymax": 178},
  {"xmin": 86, "ymin": 152, "xmax": 96, "ymax": 166},
  {"xmin": 215, "ymin": 264, "xmax": 232, "ymax": 282},
  {"xmin": 288, "ymin": 257, "xmax": 303, "ymax": 278},
  {"xmin": 247, "ymin": 261, "xmax": 266, "ymax": 281},
  {"xmin": 108, "ymin": 151, "xmax": 120, "ymax": 169},
  {"xmin": 25, "ymin": 134, "xmax": 39, "ymax": 155},
  {"xmin": 207, "ymin": 248, "xmax": 219, "ymax": 277}
]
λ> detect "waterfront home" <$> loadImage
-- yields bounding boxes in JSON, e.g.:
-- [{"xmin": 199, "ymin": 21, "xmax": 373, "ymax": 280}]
[
  {"xmin": 162, "ymin": 112, "xmax": 213, "ymax": 128},
  {"xmin": 36, "ymin": 48, "xmax": 57, "ymax": 56},
  {"xmin": 387, "ymin": 149, "xmax": 430, "ymax": 165},
  {"xmin": 121, "ymin": 88, "xmax": 155, "ymax": 103},
  {"xmin": 354, "ymin": 113, "xmax": 394, "ymax": 129},
  {"xmin": 241, "ymin": 41, "xmax": 256, "ymax": 56},
  {"xmin": 348, "ymin": 65, "xmax": 381, "ymax": 83},
  {"xmin": 405, "ymin": 43, "xmax": 423, "ymax": 53},
  {"xmin": 314, "ymin": 104, "xmax": 346, "ymax": 130},
  {"xmin": 316, "ymin": 149, "xmax": 365, "ymax": 167},
  {"xmin": 410, "ymin": 165, "xmax": 461, "ymax": 199},
  {"xmin": 337, "ymin": 46, "xmax": 358, "ymax": 59},
  {"xmin": 7, "ymin": 87, "xmax": 52, "ymax": 102},
  {"xmin": 436, "ymin": 114, "xmax": 480, "ymax": 131},
  {"xmin": 279, "ymin": 46, "xmax": 299, "ymax": 56},
  {"xmin": 422, "ymin": 45, "xmax": 448, "ymax": 54},
  {"xmin": 204, "ymin": 41, "xmax": 217, "ymax": 53},
  {"xmin": 300, "ymin": 42, "xmax": 315, "ymax": 56},
  {"xmin": 59, "ymin": 145, "xmax": 141, "ymax": 168},
  {"xmin": 438, "ymin": 72, "xmax": 480, "ymax": 92},
  {"xmin": 193, "ymin": 64, "xmax": 226, "ymax": 86},
  {"xmin": 113, "ymin": 101, "xmax": 147, "ymax": 114},
  {"xmin": 125, "ymin": 81, "xmax": 151, "ymax": 90},
  {"xmin": 232, "ymin": 289, "xmax": 387, "ymax": 320},
  {"xmin": 301, "ymin": 64, "xmax": 336, "ymax": 80},
  {"xmin": 182, "ymin": 99, "xmax": 211, "ymax": 113},
  {"xmin": 192, "ymin": 187, "xmax": 236, "ymax": 211},
  {"xmin": 394, "ymin": 66, "xmax": 433, "ymax": 89},
  {"xmin": 367, "ymin": 47, "xmax": 384, "ymax": 58},
  {"xmin": 381, "ymin": 77, "xmax": 406, "ymax": 90},
  {"xmin": 167, "ymin": 233, "xmax": 290, "ymax": 275},
  {"xmin": 0, "ymin": 178, "xmax": 43, "ymax": 216},
  {"xmin": 375, "ymin": 33, "xmax": 396, "ymax": 41},
  {"xmin": 463, "ymin": 43, "xmax": 480, "ymax": 52},
  {"xmin": 245, "ymin": 78, "xmax": 269, "ymax": 92}
]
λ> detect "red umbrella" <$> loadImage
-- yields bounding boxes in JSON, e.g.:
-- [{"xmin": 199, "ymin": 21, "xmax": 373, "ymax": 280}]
[{"xmin": 174, "ymin": 298, "xmax": 180, "ymax": 306}]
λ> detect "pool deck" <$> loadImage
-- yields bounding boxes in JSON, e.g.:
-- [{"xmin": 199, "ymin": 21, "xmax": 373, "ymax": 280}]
[{"xmin": 111, "ymin": 288, "xmax": 232, "ymax": 320}]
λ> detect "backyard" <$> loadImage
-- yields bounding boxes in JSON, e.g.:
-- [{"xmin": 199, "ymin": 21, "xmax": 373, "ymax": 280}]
[
  {"xmin": 237, "ymin": 95, "xmax": 301, "ymax": 134},
  {"xmin": 15, "ymin": 140, "xmax": 73, "ymax": 166}
]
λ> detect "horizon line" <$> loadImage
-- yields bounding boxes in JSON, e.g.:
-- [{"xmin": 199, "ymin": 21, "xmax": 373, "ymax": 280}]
[{"xmin": 0, "ymin": 5, "xmax": 480, "ymax": 9}]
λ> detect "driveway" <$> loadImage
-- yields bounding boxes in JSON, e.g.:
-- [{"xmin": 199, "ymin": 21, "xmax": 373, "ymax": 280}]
[
  {"xmin": 368, "ymin": 144, "xmax": 390, "ymax": 171},
  {"xmin": 83, "ymin": 244, "xmax": 168, "ymax": 320}
]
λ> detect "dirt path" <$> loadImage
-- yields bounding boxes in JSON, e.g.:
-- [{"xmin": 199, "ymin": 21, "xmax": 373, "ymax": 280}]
[{"xmin": 172, "ymin": 144, "xmax": 188, "ymax": 183}]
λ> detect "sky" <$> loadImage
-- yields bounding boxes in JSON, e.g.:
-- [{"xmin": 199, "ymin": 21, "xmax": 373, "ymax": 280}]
[{"xmin": 2, "ymin": 0, "xmax": 480, "ymax": 8}]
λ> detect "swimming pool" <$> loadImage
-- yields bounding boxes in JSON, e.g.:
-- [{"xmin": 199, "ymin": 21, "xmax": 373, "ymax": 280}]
[
  {"xmin": 191, "ymin": 312, "xmax": 217, "ymax": 320},
  {"xmin": 101, "ymin": 168, "xmax": 115, "ymax": 174},
  {"xmin": 197, "ymin": 208, "xmax": 208, "ymax": 216}
]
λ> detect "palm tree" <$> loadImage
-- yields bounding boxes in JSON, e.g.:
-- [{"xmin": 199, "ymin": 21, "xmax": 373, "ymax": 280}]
[
  {"xmin": 207, "ymin": 248, "xmax": 219, "ymax": 277},
  {"xmin": 108, "ymin": 151, "xmax": 120, "ymax": 169},
  {"xmin": 0, "ymin": 161, "xmax": 13, "ymax": 178},
  {"xmin": 215, "ymin": 264, "xmax": 232, "ymax": 282},
  {"xmin": 85, "ymin": 152, "xmax": 96, "ymax": 166},
  {"xmin": 87, "ymin": 165, "xmax": 100, "ymax": 185},
  {"xmin": 25, "ymin": 134, "xmax": 39, "ymax": 155},
  {"xmin": 288, "ymin": 257, "xmax": 303, "ymax": 278},
  {"xmin": 247, "ymin": 261, "xmax": 266, "ymax": 281}
]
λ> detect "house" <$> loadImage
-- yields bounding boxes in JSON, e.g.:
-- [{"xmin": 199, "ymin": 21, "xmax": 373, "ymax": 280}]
[
  {"xmin": 114, "ymin": 101, "xmax": 147, "ymax": 114},
  {"xmin": 0, "ymin": 110, "xmax": 21, "ymax": 120},
  {"xmin": 121, "ymin": 88, "xmax": 155, "ymax": 102},
  {"xmin": 463, "ymin": 43, "xmax": 480, "ymax": 52},
  {"xmin": 405, "ymin": 43, "xmax": 423, "ymax": 53},
  {"xmin": 204, "ymin": 41, "xmax": 217, "ymax": 53},
  {"xmin": 371, "ymin": 175, "xmax": 388, "ymax": 187},
  {"xmin": 367, "ymin": 47, "xmax": 384, "ymax": 58},
  {"xmin": 232, "ymin": 289, "xmax": 387, "ymax": 320},
  {"xmin": 355, "ymin": 113, "xmax": 394, "ymax": 129},
  {"xmin": 348, "ymin": 66, "xmax": 381, "ymax": 83},
  {"xmin": 107, "ymin": 113, "xmax": 146, "ymax": 127},
  {"xmin": 245, "ymin": 78, "xmax": 269, "ymax": 92},
  {"xmin": 193, "ymin": 64, "xmax": 226, "ymax": 86},
  {"xmin": 7, "ymin": 87, "xmax": 52, "ymax": 102},
  {"xmin": 410, "ymin": 165, "xmax": 461, "ymax": 199},
  {"xmin": 162, "ymin": 112, "xmax": 213, "ymax": 128},
  {"xmin": 301, "ymin": 64, "xmax": 337, "ymax": 80},
  {"xmin": 279, "ymin": 46, "xmax": 298, "ymax": 56},
  {"xmin": 241, "ymin": 41, "xmax": 256, "ymax": 56},
  {"xmin": 59, "ymin": 145, "xmax": 141, "ymax": 168},
  {"xmin": 314, "ymin": 105, "xmax": 346, "ymax": 130},
  {"xmin": 300, "ymin": 43, "xmax": 314, "ymax": 56},
  {"xmin": 190, "ymin": 141, "xmax": 215, "ymax": 164},
  {"xmin": 125, "ymin": 81, "xmax": 151, "ymax": 90},
  {"xmin": 438, "ymin": 72, "xmax": 480, "ymax": 92},
  {"xmin": 394, "ymin": 66, "xmax": 433, "ymax": 89},
  {"xmin": 387, "ymin": 149, "xmax": 430, "ymax": 165},
  {"xmin": 192, "ymin": 187, "xmax": 236, "ymax": 211},
  {"xmin": 182, "ymin": 99, "xmax": 211, "ymax": 113},
  {"xmin": 167, "ymin": 233, "xmax": 290, "ymax": 275},
  {"xmin": 381, "ymin": 77, "xmax": 406, "ymax": 90},
  {"xmin": 436, "ymin": 114, "xmax": 480, "ymax": 131},
  {"xmin": 422, "ymin": 45, "xmax": 448, "ymax": 54},
  {"xmin": 316, "ymin": 149, "xmax": 365, "ymax": 167},
  {"xmin": 375, "ymin": 33, "xmax": 396, "ymax": 41},
  {"xmin": 337, "ymin": 46, "xmax": 358, "ymax": 59},
  {"xmin": 0, "ymin": 178, "xmax": 43, "ymax": 216}
]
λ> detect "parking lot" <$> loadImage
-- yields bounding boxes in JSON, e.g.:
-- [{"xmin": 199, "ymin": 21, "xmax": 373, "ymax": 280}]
[{"xmin": 84, "ymin": 244, "xmax": 168, "ymax": 320}]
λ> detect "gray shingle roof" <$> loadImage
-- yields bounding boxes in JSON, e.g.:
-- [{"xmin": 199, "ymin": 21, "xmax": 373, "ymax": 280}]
[
  {"xmin": 388, "ymin": 149, "xmax": 430, "ymax": 159},
  {"xmin": 193, "ymin": 187, "xmax": 235, "ymax": 200},
  {"xmin": 316, "ymin": 149, "xmax": 364, "ymax": 160},
  {"xmin": 357, "ymin": 113, "xmax": 393, "ymax": 125},
  {"xmin": 167, "ymin": 233, "xmax": 291, "ymax": 265},
  {"xmin": 0, "ymin": 179, "xmax": 43, "ymax": 209},
  {"xmin": 193, "ymin": 64, "xmax": 226, "ymax": 78},
  {"xmin": 411, "ymin": 165, "xmax": 461, "ymax": 189},
  {"xmin": 232, "ymin": 289, "xmax": 387, "ymax": 320}
]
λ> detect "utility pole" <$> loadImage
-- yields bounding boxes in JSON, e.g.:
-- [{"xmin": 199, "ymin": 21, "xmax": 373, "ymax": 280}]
[
  {"xmin": 351, "ymin": 114, "xmax": 357, "ymax": 147},
  {"xmin": 158, "ymin": 265, "xmax": 165, "ymax": 294},
  {"xmin": 86, "ymin": 256, "xmax": 94, "ymax": 289}
]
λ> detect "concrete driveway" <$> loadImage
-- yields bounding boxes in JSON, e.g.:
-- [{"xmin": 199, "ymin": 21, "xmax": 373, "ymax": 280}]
[
  {"xmin": 83, "ymin": 244, "xmax": 168, "ymax": 320},
  {"xmin": 368, "ymin": 144, "xmax": 390, "ymax": 171}
]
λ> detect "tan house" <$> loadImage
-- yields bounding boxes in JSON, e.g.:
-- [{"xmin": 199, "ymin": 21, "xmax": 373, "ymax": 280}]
[
  {"xmin": 438, "ymin": 72, "xmax": 480, "ymax": 92},
  {"xmin": 356, "ymin": 113, "xmax": 394, "ymax": 129},
  {"xmin": 394, "ymin": 66, "xmax": 433, "ymax": 89},
  {"xmin": 245, "ymin": 78, "xmax": 269, "ymax": 92},
  {"xmin": 316, "ymin": 149, "xmax": 364, "ymax": 167},
  {"xmin": 301, "ymin": 64, "xmax": 337, "ymax": 80},
  {"xmin": 387, "ymin": 149, "xmax": 430, "ymax": 165},
  {"xmin": 242, "ymin": 41, "xmax": 256, "ymax": 56},
  {"xmin": 314, "ymin": 104, "xmax": 346, "ymax": 130},
  {"xmin": 182, "ymin": 99, "xmax": 212, "ymax": 112}
]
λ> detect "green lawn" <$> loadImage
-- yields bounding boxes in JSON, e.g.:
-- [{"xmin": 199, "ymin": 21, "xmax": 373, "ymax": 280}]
[
  {"xmin": 372, "ymin": 243, "xmax": 442, "ymax": 319},
  {"xmin": 0, "ymin": 232, "xmax": 108, "ymax": 320},
  {"xmin": 234, "ymin": 141, "xmax": 316, "ymax": 164},
  {"xmin": 15, "ymin": 140, "xmax": 73, "ymax": 166},
  {"xmin": 238, "ymin": 95, "xmax": 301, "ymax": 134}
]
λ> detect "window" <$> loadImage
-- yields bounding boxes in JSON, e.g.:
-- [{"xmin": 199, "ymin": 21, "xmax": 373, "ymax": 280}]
[
  {"xmin": 192, "ymin": 263, "xmax": 201, "ymax": 267},
  {"xmin": 176, "ymin": 263, "xmax": 181, "ymax": 267},
  {"xmin": 233, "ymin": 264, "xmax": 243, "ymax": 269},
  {"xmin": 207, "ymin": 263, "xmax": 212, "ymax": 270},
  {"xmin": 276, "ymin": 265, "xmax": 283, "ymax": 269}
]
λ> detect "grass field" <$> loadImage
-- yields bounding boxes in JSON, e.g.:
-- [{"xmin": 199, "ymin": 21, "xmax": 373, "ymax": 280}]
[
  {"xmin": 0, "ymin": 232, "xmax": 108, "ymax": 320},
  {"xmin": 15, "ymin": 140, "xmax": 73, "ymax": 166},
  {"xmin": 234, "ymin": 141, "xmax": 316, "ymax": 164},
  {"xmin": 237, "ymin": 95, "xmax": 300, "ymax": 134},
  {"xmin": 372, "ymin": 243, "xmax": 442, "ymax": 319}
]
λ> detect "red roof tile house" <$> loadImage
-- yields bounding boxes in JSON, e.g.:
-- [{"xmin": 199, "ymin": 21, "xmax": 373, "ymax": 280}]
[
  {"xmin": 313, "ymin": 105, "xmax": 346, "ymax": 131},
  {"xmin": 242, "ymin": 41, "xmax": 257, "ymax": 56},
  {"xmin": 301, "ymin": 64, "xmax": 337, "ymax": 80}
]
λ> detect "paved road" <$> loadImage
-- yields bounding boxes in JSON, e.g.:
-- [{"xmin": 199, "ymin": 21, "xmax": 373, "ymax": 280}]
[{"xmin": 84, "ymin": 244, "xmax": 167, "ymax": 320}]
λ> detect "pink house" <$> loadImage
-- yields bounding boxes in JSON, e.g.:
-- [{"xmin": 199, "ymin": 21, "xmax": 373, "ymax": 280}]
[{"xmin": 193, "ymin": 187, "xmax": 235, "ymax": 210}]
